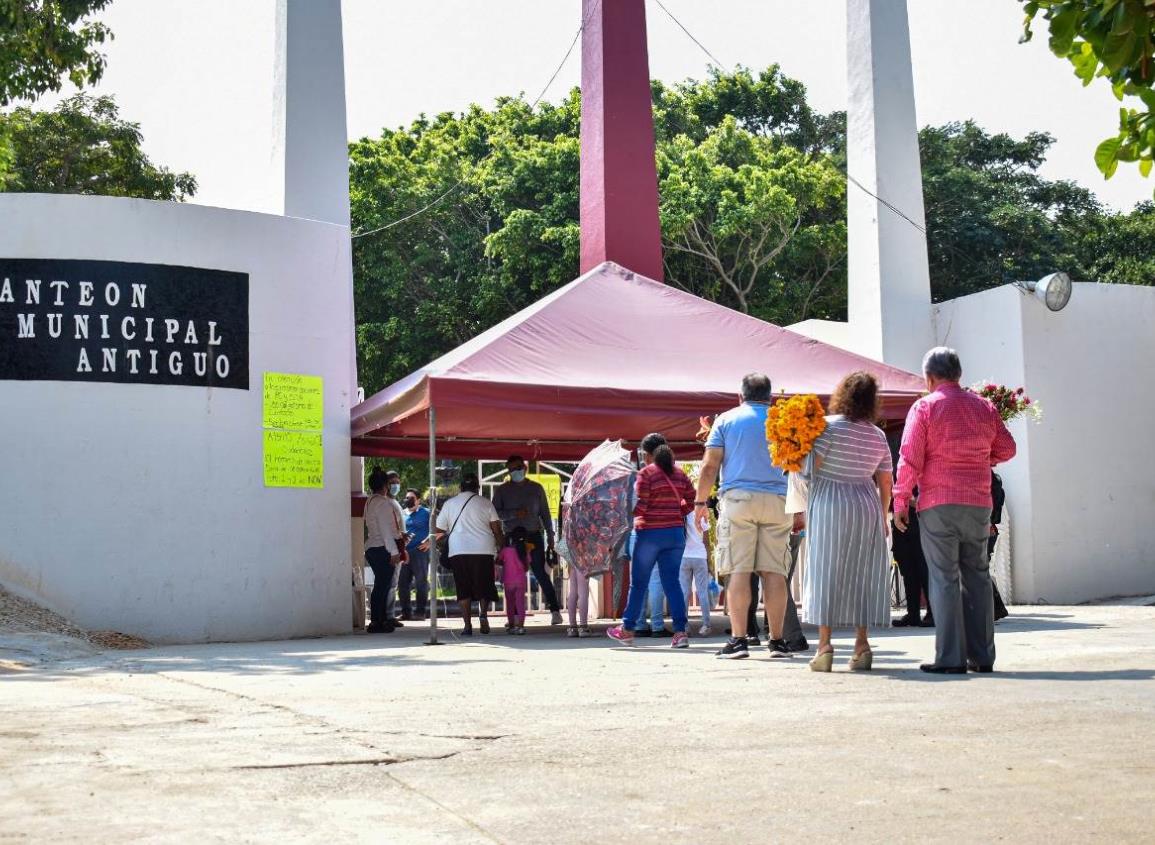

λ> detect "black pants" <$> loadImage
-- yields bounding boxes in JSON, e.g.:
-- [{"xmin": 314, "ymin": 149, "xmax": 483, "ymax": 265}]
[
  {"xmin": 893, "ymin": 510, "xmax": 931, "ymax": 621},
  {"xmin": 745, "ymin": 534, "xmax": 806, "ymax": 647},
  {"xmin": 988, "ymin": 534, "xmax": 1009, "ymax": 621},
  {"xmin": 525, "ymin": 531, "xmax": 560, "ymax": 612},
  {"xmin": 366, "ymin": 546, "xmax": 396, "ymax": 629}
]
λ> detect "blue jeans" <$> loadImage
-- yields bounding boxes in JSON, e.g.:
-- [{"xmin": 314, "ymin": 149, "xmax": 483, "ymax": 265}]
[
  {"xmin": 634, "ymin": 566, "xmax": 666, "ymax": 632},
  {"xmin": 623, "ymin": 526, "xmax": 687, "ymax": 633}
]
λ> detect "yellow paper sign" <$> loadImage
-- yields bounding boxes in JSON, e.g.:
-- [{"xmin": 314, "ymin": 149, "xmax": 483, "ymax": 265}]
[
  {"xmin": 527, "ymin": 473, "xmax": 562, "ymax": 520},
  {"xmin": 263, "ymin": 429, "xmax": 324, "ymax": 488},
  {"xmin": 263, "ymin": 372, "xmax": 323, "ymax": 431}
]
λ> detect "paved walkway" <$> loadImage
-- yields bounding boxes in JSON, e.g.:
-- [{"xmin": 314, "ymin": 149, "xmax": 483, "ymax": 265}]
[{"xmin": 3, "ymin": 605, "xmax": 1154, "ymax": 843}]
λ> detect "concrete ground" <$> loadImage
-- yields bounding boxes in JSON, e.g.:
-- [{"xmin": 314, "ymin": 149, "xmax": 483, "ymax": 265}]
[{"xmin": 2, "ymin": 605, "xmax": 1154, "ymax": 844}]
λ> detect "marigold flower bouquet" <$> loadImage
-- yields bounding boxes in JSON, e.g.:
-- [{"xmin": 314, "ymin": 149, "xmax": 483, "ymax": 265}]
[
  {"xmin": 972, "ymin": 382, "xmax": 1043, "ymax": 423},
  {"xmin": 765, "ymin": 394, "xmax": 827, "ymax": 472}
]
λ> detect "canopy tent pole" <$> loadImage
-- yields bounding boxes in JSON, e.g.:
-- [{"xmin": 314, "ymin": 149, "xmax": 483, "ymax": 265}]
[{"xmin": 425, "ymin": 406, "xmax": 442, "ymax": 646}]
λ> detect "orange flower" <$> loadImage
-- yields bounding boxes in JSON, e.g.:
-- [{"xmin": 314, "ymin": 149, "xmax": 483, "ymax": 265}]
[{"xmin": 765, "ymin": 394, "xmax": 826, "ymax": 472}]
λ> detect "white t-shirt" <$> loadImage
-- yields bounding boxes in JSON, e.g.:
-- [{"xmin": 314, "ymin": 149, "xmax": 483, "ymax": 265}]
[
  {"xmin": 683, "ymin": 513, "xmax": 707, "ymax": 559},
  {"xmin": 436, "ymin": 492, "xmax": 501, "ymax": 557}
]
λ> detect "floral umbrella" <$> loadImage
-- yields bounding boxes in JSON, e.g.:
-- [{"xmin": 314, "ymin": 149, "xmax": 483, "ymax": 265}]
[{"xmin": 559, "ymin": 440, "xmax": 636, "ymax": 577}]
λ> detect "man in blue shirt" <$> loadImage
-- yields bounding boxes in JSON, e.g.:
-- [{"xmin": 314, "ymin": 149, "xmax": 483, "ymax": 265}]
[
  {"xmin": 399, "ymin": 488, "xmax": 431, "ymax": 620},
  {"xmin": 694, "ymin": 373, "xmax": 793, "ymax": 660}
]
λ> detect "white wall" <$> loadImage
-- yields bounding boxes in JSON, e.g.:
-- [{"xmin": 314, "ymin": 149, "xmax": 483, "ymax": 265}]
[
  {"xmin": 936, "ymin": 283, "xmax": 1155, "ymax": 603},
  {"xmin": 0, "ymin": 194, "xmax": 355, "ymax": 643}
]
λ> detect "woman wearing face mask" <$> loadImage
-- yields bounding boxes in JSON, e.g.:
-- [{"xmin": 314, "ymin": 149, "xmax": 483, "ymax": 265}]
[{"xmin": 364, "ymin": 468, "xmax": 407, "ymax": 633}]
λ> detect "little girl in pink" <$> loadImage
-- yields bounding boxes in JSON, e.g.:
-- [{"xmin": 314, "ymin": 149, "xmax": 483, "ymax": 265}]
[{"xmin": 497, "ymin": 528, "xmax": 530, "ymax": 635}]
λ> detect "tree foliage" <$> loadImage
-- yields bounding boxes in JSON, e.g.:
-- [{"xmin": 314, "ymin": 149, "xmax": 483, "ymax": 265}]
[
  {"xmin": 919, "ymin": 121, "xmax": 1102, "ymax": 300},
  {"xmin": 350, "ymin": 66, "xmax": 852, "ymax": 397},
  {"xmin": 1021, "ymin": 0, "xmax": 1155, "ymax": 181},
  {"xmin": 0, "ymin": 94, "xmax": 196, "ymax": 199},
  {"xmin": 350, "ymin": 64, "xmax": 1149, "ymax": 400},
  {"xmin": 0, "ymin": 0, "xmax": 112, "ymax": 106}
]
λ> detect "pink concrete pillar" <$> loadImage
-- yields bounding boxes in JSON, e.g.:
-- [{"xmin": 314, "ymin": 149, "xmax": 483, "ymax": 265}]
[{"xmin": 579, "ymin": 0, "xmax": 664, "ymax": 282}]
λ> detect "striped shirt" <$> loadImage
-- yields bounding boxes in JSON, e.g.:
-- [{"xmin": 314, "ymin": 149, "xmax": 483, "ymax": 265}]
[
  {"xmin": 894, "ymin": 382, "xmax": 1017, "ymax": 514},
  {"xmin": 633, "ymin": 464, "xmax": 696, "ymax": 530},
  {"xmin": 811, "ymin": 416, "xmax": 892, "ymax": 482}
]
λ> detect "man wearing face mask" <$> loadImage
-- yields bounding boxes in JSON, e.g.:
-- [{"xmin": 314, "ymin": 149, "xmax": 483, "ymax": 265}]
[
  {"xmin": 492, "ymin": 455, "xmax": 563, "ymax": 625},
  {"xmin": 399, "ymin": 488, "xmax": 430, "ymax": 621}
]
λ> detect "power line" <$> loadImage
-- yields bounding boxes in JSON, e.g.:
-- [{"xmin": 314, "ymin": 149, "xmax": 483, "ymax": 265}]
[
  {"xmin": 650, "ymin": 0, "xmax": 929, "ymax": 240},
  {"xmin": 651, "ymin": 0, "xmax": 727, "ymax": 70},
  {"xmin": 845, "ymin": 173, "xmax": 927, "ymax": 234},
  {"xmin": 352, "ymin": 0, "xmax": 601, "ymax": 241}
]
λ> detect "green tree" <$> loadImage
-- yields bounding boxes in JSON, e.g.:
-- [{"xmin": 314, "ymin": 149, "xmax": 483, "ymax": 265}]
[
  {"xmin": 1072, "ymin": 200, "xmax": 1155, "ymax": 283},
  {"xmin": 658, "ymin": 115, "xmax": 846, "ymax": 319},
  {"xmin": 919, "ymin": 121, "xmax": 1101, "ymax": 300},
  {"xmin": 0, "ymin": 93, "xmax": 196, "ymax": 199},
  {"xmin": 349, "ymin": 66, "xmax": 1140, "ymax": 399},
  {"xmin": 0, "ymin": 0, "xmax": 112, "ymax": 105},
  {"xmin": 1021, "ymin": 1, "xmax": 1155, "ymax": 182},
  {"xmin": 350, "ymin": 67, "xmax": 851, "ymax": 396}
]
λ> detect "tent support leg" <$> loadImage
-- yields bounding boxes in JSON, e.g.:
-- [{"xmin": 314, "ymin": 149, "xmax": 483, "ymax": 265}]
[{"xmin": 425, "ymin": 406, "xmax": 443, "ymax": 646}]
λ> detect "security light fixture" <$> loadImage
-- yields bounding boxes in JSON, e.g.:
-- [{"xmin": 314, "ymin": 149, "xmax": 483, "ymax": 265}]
[{"xmin": 1015, "ymin": 272, "xmax": 1072, "ymax": 312}]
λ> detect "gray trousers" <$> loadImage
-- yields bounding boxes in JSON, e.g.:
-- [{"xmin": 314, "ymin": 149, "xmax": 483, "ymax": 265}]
[
  {"xmin": 919, "ymin": 505, "xmax": 995, "ymax": 668},
  {"xmin": 746, "ymin": 533, "xmax": 806, "ymax": 647},
  {"xmin": 783, "ymin": 533, "xmax": 806, "ymax": 647}
]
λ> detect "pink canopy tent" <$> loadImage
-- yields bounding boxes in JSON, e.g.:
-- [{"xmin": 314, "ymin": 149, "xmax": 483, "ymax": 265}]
[{"xmin": 351, "ymin": 262, "xmax": 925, "ymax": 460}]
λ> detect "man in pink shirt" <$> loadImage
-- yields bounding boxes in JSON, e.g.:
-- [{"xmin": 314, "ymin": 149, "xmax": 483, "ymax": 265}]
[{"xmin": 894, "ymin": 347, "xmax": 1017, "ymax": 674}]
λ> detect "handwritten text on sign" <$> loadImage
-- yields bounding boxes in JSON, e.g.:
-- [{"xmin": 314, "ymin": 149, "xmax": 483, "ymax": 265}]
[
  {"xmin": 263, "ymin": 372, "xmax": 323, "ymax": 430},
  {"xmin": 527, "ymin": 473, "xmax": 562, "ymax": 521},
  {"xmin": 263, "ymin": 429, "xmax": 323, "ymax": 488}
]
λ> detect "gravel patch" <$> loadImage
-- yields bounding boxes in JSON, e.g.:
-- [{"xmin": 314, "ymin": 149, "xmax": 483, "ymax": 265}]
[{"xmin": 0, "ymin": 586, "xmax": 151, "ymax": 661}]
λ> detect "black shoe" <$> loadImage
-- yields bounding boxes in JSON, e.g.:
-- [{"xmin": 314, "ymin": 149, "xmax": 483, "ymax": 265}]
[
  {"xmin": 892, "ymin": 615, "xmax": 920, "ymax": 627},
  {"xmin": 715, "ymin": 637, "xmax": 750, "ymax": 660},
  {"xmin": 767, "ymin": 638, "xmax": 792, "ymax": 659},
  {"xmin": 392, "ymin": 620, "xmax": 405, "ymax": 628},
  {"xmin": 633, "ymin": 629, "xmax": 652, "ymax": 638},
  {"xmin": 920, "ymin": 616, "xmax": 936, "ymax": 628},
  {"xmin": 382, "ymin": 621, "xmax": 397, "ymax": 633},
  {"xmin": 785, "ymin": 639, "xmax": 810, "ymax": 653},
  {"xmin": 461, "ymin": 628, "xmax": 473, "ymax": 637},
  {"xmin": 920, "ymin": 663, "xmax": 966, "ymax": 674},
  {"xmin": 967, "ymin": 661, "xmax": 993, "ymax": 673},
  {"xmin": 366, "ymin": 624, "xmax": 387, "ymax": 634},
  {"xmin": 651, "ymin": 628, "xmax": 672, "ymax": 638},
  {"xmin": 745, "ymin": 634, "xmax": 761, "ymax": 647}
]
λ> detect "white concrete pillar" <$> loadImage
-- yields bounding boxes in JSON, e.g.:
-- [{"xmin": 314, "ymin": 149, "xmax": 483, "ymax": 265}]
[
  {"xmin": 846, "ymin": 0, "xmax": 934, "ymax": 373},
  {"xmin": 271, "ymin": 1, "xmax": 362, "ymax": 552},
  {"xmin": 272, "ymin": 0, "xmax": 351, "ymax": 227}
]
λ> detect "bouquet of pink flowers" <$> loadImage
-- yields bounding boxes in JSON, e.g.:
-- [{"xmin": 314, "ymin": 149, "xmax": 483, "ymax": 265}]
[{"xmin": 971, "ymin": 382, "xmax": 1042, "ymax": 423}]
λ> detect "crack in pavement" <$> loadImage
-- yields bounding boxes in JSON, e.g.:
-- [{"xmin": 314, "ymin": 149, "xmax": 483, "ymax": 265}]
[
  {"xmin": 22, "ymin": 660, "xmax": 512, "ymax": 843},
  {"xmin": 232, "ymin": 750, "xmax": 464, "ymax": 770}
]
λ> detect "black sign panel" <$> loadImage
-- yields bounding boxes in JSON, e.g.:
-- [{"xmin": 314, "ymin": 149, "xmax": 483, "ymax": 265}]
[{"xmin": 0, "ymin": 258, "xmax": 249, "ymax": 390}]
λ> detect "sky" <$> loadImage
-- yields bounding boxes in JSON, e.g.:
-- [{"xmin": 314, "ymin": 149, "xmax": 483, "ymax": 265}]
[{"xmin": 31, "ymin": 0, "xmax": 1155, "ymax": 213}]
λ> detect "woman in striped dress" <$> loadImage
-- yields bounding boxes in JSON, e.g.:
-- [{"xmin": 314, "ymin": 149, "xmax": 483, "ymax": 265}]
[{"xmin": 802, "ymin": 371, "xmax": 893, "ymax": 672}]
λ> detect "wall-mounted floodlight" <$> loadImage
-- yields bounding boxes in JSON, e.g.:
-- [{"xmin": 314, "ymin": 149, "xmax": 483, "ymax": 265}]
[{"xmin": 1015, "ymin": 272, "xmax": 1072, "ymax": 312}]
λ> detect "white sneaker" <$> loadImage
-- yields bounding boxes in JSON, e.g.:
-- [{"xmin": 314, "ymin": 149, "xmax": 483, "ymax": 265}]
[
  {"xmin": 515, "ymin": 626, "xmax": 527, "ymax": 635},
  {"xmin": 577, "ymin": 627, "xmax": 592, "ymax": 638},
  {"xmin": 551, "ymin": 611, "xmax": 563, "ymax": 625},
  {"xmin": 566, "ymin": 626, "xmax": 578, "ymax": 638},
  {"xmin": 699, "ymin": 624, "xmax": 712, "ymax": 636}
]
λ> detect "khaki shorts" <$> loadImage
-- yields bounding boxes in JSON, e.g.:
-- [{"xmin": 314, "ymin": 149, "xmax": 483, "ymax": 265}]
[{"xmin": 715, "ymin": 489, "xmax": 792, "ymax": 578}]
